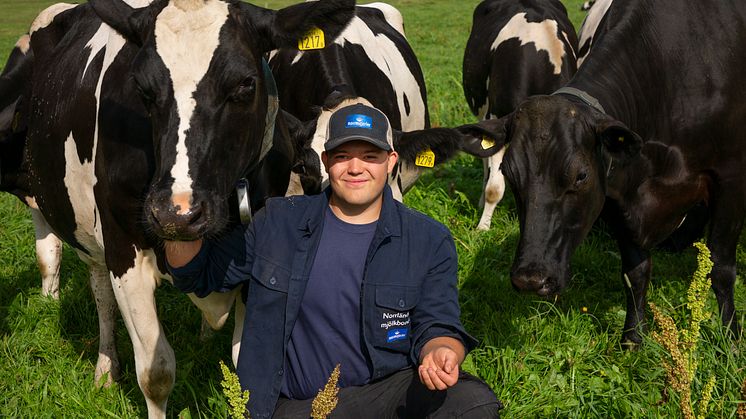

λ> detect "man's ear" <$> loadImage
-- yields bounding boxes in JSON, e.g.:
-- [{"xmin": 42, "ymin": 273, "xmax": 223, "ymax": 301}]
[
  {"xmin": 239, "ymin": 0, "xmax": 356, "ymax": 53},
  {"xmin": 320, "ymin": 150, "xmax": 330, "ymax": 173},
  {"xmin": 88, "ymin": 0, "xmax": 163, "ymax": 46},
  {"xmin": 596, "ymin": 118, "xmax": 643, "ymax": 160}
]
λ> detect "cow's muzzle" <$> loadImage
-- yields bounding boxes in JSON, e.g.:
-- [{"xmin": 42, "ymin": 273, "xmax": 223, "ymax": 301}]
[
  {"xmin": 510, "ymin": 266, "xmax": 565, "ymax": 297},
  {"xmin": 146, "ymin": 192, "xmax": 208, "ymax": 240}
]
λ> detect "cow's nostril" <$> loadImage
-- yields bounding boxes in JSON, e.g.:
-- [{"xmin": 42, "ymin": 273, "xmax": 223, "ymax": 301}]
[{"xmin": 187, "ymin": 205, "xmax": 203, "ymax": 225}]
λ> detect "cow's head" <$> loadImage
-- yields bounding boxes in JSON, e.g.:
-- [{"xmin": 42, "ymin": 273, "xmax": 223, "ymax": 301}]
[
  {"xmin": 493, "ymin": 95, "xmax": 643, "ymax": 296},
  {"xmin": 90, "ymin": 0, "xmax": 354, "ymax": 240}
]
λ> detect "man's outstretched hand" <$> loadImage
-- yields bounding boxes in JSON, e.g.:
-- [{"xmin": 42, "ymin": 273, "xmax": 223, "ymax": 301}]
[{"xmin": 418, "ymin": 336, "xmax": 465, "ymax": 391}]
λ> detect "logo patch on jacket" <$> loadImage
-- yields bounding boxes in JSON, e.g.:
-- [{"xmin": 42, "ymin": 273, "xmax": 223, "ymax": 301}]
[{"xmin": 387, "ymin": 328, "xmax": 408, "ymax": 342}]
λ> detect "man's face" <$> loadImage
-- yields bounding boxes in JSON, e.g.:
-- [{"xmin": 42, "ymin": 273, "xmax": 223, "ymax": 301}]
[{"xmin": 321, "ymin": 140, "xmax": 398, "ymax": 210}]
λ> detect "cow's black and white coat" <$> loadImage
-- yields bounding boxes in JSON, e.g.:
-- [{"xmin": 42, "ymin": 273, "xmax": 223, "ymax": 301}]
[
  {"xmin": 269, "ymin": 2, "xmax": 430, "ymax": 200},
  {"xmin": 0, "ymin": 1, "xmax": 357, "ymax": 417},
  {"xmin": 473, "ymin": 0, "xmax": 746, "ymax": 345},
  {"xmin": 462, "ymin": 0, "xmax": 577, "ymax": 230}
]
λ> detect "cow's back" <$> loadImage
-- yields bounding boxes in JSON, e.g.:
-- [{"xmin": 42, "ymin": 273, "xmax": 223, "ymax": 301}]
[
  {"xmin": 270, "ymin": 4, "xmax": 429, "ymax": 131},
  {"xmin": 463, "ymin": 0, "xmax": 577, "ymax": 119},
  {"xmin": 574, "ymin": 0, "xmax": 746, "ymax": 173}
]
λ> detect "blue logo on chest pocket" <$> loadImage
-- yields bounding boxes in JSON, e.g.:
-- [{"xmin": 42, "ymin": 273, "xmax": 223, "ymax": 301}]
[{"xmin": 387, "ymin": 328, "xmax": 408, "ymax": 343}]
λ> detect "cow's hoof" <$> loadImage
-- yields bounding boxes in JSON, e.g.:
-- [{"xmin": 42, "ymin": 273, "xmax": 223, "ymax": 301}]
[{"xmin": 620, "ymin": 338, "xmax": 641, "ymax": 351}]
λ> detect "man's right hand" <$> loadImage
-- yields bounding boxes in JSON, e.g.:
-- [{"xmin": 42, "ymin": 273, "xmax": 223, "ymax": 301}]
[{"xmin": 164, "ymin": 239, "xmax": 203, "ymax": 268}]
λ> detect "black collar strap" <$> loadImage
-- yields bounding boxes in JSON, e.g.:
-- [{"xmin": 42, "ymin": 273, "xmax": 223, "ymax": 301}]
[
  {"xmin": 552, "ymin": 86, "xmax": 606, "ymax": 114},
  {"xmin": 259, "ymin": 57, "xmax": 278, "ymax": 162}
]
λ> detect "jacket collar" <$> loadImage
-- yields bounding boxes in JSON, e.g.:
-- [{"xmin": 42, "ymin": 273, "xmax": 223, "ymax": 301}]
[{"xmin": 297, "ymin": 184, "xmax": 402, "ymax": 238}]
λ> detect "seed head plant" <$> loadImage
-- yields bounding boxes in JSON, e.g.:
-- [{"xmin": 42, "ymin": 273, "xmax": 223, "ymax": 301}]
[
  {"xmin": 220, "ymin": 360, "xmax": 250, "ymax": 419},
  {"xmin": 649, "ymin": 241, "xmax": 715, "ymax": 419},
  {"xmin": 311, "ymin": 364, "xmax": 341, "ymax": 418}
]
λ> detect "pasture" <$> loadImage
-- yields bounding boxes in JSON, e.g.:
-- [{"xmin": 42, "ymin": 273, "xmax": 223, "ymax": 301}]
[{"xmin": 1, "ymin": 0, "xmax": 745, "ymax": 417}]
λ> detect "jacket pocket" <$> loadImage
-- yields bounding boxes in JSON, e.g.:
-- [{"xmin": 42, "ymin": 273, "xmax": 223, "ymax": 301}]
[
  {"xmin": 372, "ymin": 285, "xmax": 420, "ymax": 352},
  {"xmin": 251, "ymin": 256, "xmax": 291, "ymax": 293}
]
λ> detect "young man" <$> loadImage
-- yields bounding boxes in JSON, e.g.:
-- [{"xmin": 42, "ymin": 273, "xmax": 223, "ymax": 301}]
[{"xmin": 166, "ymin": 102, "xmax": 502, "ymax": 418}]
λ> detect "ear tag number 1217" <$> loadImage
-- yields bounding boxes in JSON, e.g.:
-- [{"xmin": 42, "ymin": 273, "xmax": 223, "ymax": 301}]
[{"xmin": 298, "ymin": 27, "xmax": 325, "ymax": 51}]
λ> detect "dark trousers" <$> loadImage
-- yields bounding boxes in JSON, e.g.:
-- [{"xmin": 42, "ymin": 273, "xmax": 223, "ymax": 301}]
[{"xmin": 273, "ymin": 368, "xmax": 502, "ymax": 418}]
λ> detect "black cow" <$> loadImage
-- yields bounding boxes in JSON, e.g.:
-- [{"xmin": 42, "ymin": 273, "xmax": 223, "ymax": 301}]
[
  {"xmin": 0, "ymin": 0, "xmax": 356, "ymax": 416},
  {"xmin": 463, "ymin": 0, "xmax": 578, "ymax": 230},
  {"xmin": 269, "ymin": 2, "xmax": 430, "ymax": 200},
  {"xmin": 473, "ymin": 0, "xmax": 745, "ymax": 346}
]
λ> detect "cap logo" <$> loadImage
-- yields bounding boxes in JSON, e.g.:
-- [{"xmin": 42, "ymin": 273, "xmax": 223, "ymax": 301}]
[{"xmin": 345, "ymin": 114, "xmax": 373, "ymax": 129}]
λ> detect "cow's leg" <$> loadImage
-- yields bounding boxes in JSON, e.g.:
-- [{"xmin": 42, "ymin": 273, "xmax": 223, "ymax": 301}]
[
  {"xmin": 30, "ymin": 208, "xmax": 62, "ymax": 298},
  {"xmin": 619, "ymin": 249, "xmax": 651, "ymax": 348},
  {"xmin": 232, "ymin": 294, "xmax": 246, "ymax": 367},
  {"xmin": 110, "ymin": 249, "xmax": 174, "ymax": 419},
  {"xmin": 89, "ymin": 262, "xmax": 121, "ymax": 387},
  {"xmin": 706, "ymin": 194, "xmax": 744, "ymax": 337},
  {"xmin": 477, "ymin": 147, "xmax": 506, "ymax": 231},
  {"xmin": 186, "ymin": 288, "xmax": 240, "ymax": 341}
]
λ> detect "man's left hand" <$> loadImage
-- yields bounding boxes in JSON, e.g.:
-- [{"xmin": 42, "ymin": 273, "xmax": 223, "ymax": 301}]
[{"xmin": 418, "ymin": 336, "xmax": 465, "ymax": 391}]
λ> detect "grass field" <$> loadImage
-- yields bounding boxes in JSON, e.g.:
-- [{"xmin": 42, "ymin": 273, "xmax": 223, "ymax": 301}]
[{"xmin": 1, "ymin": 0, "xmax": 745, "ymax": 417}]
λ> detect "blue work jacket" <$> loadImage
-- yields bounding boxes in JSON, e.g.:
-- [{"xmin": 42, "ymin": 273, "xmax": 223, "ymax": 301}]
[{"xmin": 170, "ymin": 185, "xmax": 477, "ymax": 419}]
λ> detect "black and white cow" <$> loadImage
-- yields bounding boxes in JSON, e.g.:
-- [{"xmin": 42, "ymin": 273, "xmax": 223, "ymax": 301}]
[
  {"xmin": 269, "ymin": 2, "xmax": 430, "ymax": 200},
  {"xmin": 576, "ymin": 0, "xmax": 612, "ymax": 66},
  {"xmin": 0, "ymin": 0, "xmax": 356, "ymax": 416},
  {"xmin": 472, "ymin": 0, "xmax": 745, "ymax": 346},
  {"xmin": 0, "ymin": 33, "xmax": 64, "ymax": 300},
  {"xmin": 462, "ymin": 0, "xmax": 577, "ymax": 230}
]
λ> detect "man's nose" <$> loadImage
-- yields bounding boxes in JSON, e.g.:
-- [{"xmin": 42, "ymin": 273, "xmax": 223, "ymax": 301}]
[{"xmin": 347, "ymin": 157, "xmax": 364, "ymax": 173}]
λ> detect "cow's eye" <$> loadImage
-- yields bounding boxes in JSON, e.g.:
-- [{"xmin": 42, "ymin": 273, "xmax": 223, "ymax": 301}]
[
  {"xmin": 575, "ymin": 171, "xmax": 588, "ymax": 185},
  {"xmin": 231, "ymin": 76, "xmax": 256, "ymax": 103}
]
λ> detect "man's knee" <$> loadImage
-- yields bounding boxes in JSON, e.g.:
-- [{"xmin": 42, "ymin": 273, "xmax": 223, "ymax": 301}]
[{"xmin": 443, "ymin": 373, "xmax": 502, "ymax": 418}]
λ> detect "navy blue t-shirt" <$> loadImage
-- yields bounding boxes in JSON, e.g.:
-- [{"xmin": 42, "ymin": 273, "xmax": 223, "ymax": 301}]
[{"xmin": 281, "ymin": 207, "xmax": 377, "ymax": 400}]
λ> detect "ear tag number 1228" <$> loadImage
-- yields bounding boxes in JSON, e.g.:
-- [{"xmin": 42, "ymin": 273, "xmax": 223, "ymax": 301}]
[{"xmin": 298, "ymin": 27, "xmax": 325, "ymax": 51}]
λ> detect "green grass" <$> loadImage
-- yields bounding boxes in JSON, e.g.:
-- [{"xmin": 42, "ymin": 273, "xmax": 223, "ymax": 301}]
[{"xmin": 1, "ymin": 0, "xmax": 745, "ymax": 418}]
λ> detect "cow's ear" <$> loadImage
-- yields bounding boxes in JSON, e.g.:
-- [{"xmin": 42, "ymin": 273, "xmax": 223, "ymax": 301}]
[
  {"xmin": 241, "ymin": 0, "xmax": 355, "ymax": 53},
  {"xmin": 454, "ymin": 116, "xmax": 510, "ymax": 158},
  {"xmin": 88, "ymin": 0, "xmax": 161, "ymax": 46},
  {"xmin": 596, "ymin": 119, "xmax": 642, "ymax": 158},
  {"xmin": 392, "ymin": 116, "xmax": 509, "ymax": 166}
]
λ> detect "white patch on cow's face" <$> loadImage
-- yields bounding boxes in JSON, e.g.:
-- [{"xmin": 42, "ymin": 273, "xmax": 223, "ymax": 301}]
[
  {"xmin": 154, "ymin": 0, "xmax": 230, "ymax": 202},
  {"xmin": 491, "ymin": 13, "xmax": 567, "ymax": 75},
  {"xmin": 360, "ymin": 3, "xmax": 405, "ymax": 36},
  {"xmin": 29, "ymin": 3, "xmax": 76, "ymax": 35},
  {"xmin": 577, "ymin": 0, "xmax": 613, "ymax": 67}
]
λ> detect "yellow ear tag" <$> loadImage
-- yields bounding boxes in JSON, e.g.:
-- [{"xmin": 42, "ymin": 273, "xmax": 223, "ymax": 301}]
[
  {"xmin": 618, "ymin": 136, "xmax": 625, "ymax": 143},
  {"xmin": 415, "ymin": 149, "xmax": 435, "ymax": 168},
  {"xmin": 481, "ymin": 135, "xmax": 496, "ymax": 150},
  {"xmin": 298, "ymin": 27, "xmax": 325, "ymax": 51}
]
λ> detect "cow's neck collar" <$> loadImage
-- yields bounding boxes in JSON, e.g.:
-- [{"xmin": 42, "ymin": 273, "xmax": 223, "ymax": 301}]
[
  {"xmin": 552, "ymin": 87, "xmax": 606, "ymax": 114},
  {"xmin": 259, "ymin": 58, "xmax": 278, "ymax": 163}
]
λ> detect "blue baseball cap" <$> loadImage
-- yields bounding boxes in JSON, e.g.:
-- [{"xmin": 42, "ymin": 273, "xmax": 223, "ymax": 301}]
[{"xmin": 325, "ymin": 103, "xmax": 393, "ymax": 151}]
